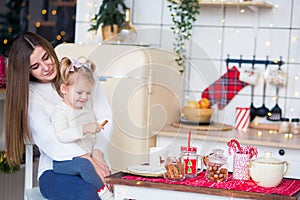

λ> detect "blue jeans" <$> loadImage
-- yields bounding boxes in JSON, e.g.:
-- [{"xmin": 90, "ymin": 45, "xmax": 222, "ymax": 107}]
[
  {"xmin": 39, "ymin": 170, "xmax": 100, "ymax": 200},
  {"xmin": 53, "ymin": 157, "xmax": 103, "ymax": 190}
]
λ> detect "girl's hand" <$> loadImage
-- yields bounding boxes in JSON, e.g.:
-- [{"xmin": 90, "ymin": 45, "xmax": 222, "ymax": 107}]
[{"xmin": 83, "ymin": 122, "xmax": 103, "ymax": 135}]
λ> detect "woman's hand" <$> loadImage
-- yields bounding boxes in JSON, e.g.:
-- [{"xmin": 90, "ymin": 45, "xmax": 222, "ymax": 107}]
[
  {"xmin": 92, "ymin": 149, "xmax": 113, "ymax": 191},
  {"xmin": 79, "ymin": 152, "xmax": 112, "ymax": 191}
]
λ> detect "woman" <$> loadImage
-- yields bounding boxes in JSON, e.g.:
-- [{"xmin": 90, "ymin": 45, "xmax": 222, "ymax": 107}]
[{"xmin": 5, "ymin": 32, "xmax": 113, "ymax": 200}]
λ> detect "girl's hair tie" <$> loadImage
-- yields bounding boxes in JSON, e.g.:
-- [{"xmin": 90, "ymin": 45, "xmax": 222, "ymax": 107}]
[{"xmin": 69, "ymin": 57, "xmax": 91, "ymax": 72}]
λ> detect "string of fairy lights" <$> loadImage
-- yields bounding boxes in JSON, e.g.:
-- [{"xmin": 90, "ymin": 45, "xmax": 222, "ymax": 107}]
[
  {"xmin": 1, "ymin": 0, "xmax": 299, "ymax": 119},
  {"xmin": 34, "ymin": 0, "xmax": 300, "ymax": 102},
  {"xmin": 34, "ymin": 0, "xmax": 76, "ymax": 43},
  {"xmin": 213, "ymin": 1, "xmax": 299, "ymax": 116},
  {"xmin": 84, "ymin": 0, "xmax": 101, "ymax": 44}
]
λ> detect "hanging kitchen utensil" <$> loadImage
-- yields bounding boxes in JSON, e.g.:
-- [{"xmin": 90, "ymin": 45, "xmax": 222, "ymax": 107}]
[
  {"xmin": 250, "ymin": 85, "xmax": 256, "ymax": 121},
  {"xmin": 267, "ymin": 60, "xmax": 285, "ymax": 121},
  {"xmin": 255, "ymin": 57, "xmax": 270, "ymax": 117},
  {"xmin": 250, "ymin": 57, "xmax": 258, "ymax": 121},
  {"xmin": 267, "ymin": 87, "xmax": 282, "ymax": 121}
]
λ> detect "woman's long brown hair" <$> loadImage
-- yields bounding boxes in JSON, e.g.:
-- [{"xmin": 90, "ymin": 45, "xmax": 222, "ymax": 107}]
[{"xmin": 4, "ymin": 32, "xmax": 59, "ymax": 166}]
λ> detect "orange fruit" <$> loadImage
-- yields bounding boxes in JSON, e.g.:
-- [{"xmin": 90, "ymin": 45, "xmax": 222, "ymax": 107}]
[{"xmin": 198, "ymin": 98, "xmax": 210, "ymax": 108}]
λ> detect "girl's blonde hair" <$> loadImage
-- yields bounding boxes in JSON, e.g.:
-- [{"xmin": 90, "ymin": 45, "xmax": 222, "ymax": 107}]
[{"xmin": 53, "ymin": 57, "xmax": 96, "ymax": 97}]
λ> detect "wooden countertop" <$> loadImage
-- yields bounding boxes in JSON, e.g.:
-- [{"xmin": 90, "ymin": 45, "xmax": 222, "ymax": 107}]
[
  {"xmin": 105, "ymin": 172, "xmax": 300, "ymax": 200},
  {"xmin": 158, "ymin": 125, "xmax": 300, "ymax": 150}
]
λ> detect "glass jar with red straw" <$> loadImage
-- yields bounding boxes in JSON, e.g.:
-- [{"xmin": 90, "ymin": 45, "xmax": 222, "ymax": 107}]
[{"xmin": 180, "ymin": 131, "xmax": 203, "ymax": 178}]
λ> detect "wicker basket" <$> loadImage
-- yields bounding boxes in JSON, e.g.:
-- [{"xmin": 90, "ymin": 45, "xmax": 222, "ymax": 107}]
[{"xmin": 182, "ymin": 107, "xmax": 213, "ymax": 123}]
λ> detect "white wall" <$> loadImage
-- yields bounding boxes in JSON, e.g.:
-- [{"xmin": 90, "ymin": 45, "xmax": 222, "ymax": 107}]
[{"xmin": 75, "ymin": 0, "xmax": 300, "ymax": 127}]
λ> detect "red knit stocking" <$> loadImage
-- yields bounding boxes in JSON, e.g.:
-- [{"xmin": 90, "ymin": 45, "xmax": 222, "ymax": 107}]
[{"xmin": 202, "ymin": 66, "xmax": 248, "ymax": 109}]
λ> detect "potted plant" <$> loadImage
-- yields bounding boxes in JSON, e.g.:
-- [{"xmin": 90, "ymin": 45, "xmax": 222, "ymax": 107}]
[
  {"xmin": 89, "ymin": 0, "xmax": 128, "ymax": 41},
  {"xmin": 0, "ymin": 150, "xmax": 20, "ymax": 174},
  {"xmin": 167, "ymin": 0, "xmax": 200, "ymax": 74}
]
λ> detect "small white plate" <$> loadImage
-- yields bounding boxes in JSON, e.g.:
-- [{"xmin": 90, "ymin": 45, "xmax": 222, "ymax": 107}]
[{"xmin": 125, "ymin": 165, "xmax": 166, "ymax": 177}]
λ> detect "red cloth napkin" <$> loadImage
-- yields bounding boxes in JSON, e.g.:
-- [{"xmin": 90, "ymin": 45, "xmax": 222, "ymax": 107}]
[
  {"xmin": 122, "ymin": 172, "xmax": 300, "ymax": 197},
  {"xmin": 202, "ymin": 66, "xmax": 248, "ymax": 110}
]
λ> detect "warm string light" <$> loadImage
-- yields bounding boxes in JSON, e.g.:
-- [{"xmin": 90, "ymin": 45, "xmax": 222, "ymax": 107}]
[
  {"xmin": 35, "ymin": 22, "xmax": 41, "ymax": 28},
  {"xmin": 36, "ymin": 0, "xmax": 78, "ymax": 43},
  {"xmin": 257, "ymin": 131, "xmax": 263, "ymax": 137},
  {"xmin": 56, "ymin": 35, "xmax": 62, "ymax": 41},
  {"xmin": 42, "ymin": 9, "xmax": 47, "ymax": 15},
  {"xmin": 51, "ymin": 10, "xmax": 57, "ymax": 16},
  {"xmin": 284, "ymin": 133, "xmax": 293, "ymax": 139},
  {"xmin": 84, "ymin": 0, "xmax": 103, "ymax": 44},
  {"xmin": 290, "ymin": 35, "xmax": 298, "ymax": 63},
  {"xmin": 294, "ymin": 74, "xmax": 299, "ymax": 97}
]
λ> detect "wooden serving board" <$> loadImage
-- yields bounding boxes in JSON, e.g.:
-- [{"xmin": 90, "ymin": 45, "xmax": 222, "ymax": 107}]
[
  {"xmin": 249, "ymin": 122, "xmax": 279, "ymax": 131},
  {"xmin": 172, "ymin": 121, "xmax": 233, "ymax": 131}
]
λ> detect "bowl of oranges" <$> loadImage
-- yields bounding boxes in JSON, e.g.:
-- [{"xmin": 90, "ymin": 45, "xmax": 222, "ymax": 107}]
[{"xmin": 182, "ymin": 98, "xmax": 213, "ymax": 123}]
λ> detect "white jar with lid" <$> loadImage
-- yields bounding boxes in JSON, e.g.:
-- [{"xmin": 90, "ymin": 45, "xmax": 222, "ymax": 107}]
[
  {"xmin": 205, "ymin": 149, "xmax": 228, "ymax": 182},
  {"xmin": 291, "ymin": 118, "xmax": 300, "ymax": 134},
  {"xmin": 279, "ymin": 118, "xmax": 290, "ymax": 133}
]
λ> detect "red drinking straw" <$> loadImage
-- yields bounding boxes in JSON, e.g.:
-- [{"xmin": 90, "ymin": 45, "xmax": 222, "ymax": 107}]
[{"xmin": 188, "ymin": 131, "xmax": 191, "ymax": 148}]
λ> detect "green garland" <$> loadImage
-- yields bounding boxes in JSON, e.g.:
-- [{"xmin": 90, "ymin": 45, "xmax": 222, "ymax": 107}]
[
  {"xmin": 0, "ymin": 151, "xmax": 20, "ymax": 174},
  {"xmin": 167, "ymin": 0, "xmax": 200, "ymax": 74}
]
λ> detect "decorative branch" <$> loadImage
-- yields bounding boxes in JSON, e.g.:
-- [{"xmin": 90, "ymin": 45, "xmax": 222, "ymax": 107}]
[{"xmin": 167, "ymin": 0, "xmax": 200, "ymax": 74}]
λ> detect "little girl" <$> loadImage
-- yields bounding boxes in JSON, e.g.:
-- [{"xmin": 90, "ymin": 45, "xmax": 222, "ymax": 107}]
[{"xmin": 51, "ymin": 57, "xmax": 113, "ymax": 200}]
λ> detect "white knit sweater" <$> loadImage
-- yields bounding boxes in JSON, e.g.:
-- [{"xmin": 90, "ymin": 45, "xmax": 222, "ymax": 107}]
[{"xmin": 28, "ymin": 81, "xmax": 113, "ymax": 178}]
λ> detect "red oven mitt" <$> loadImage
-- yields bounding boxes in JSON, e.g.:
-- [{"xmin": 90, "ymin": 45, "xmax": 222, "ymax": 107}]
[{"xmin": 202, "ymin": 66, "xmax": 248, "ymax": 109}]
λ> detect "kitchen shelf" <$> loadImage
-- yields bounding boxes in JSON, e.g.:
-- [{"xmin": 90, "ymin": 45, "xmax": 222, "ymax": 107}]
[
  {"xmin": 51, "ymin": 0, "xmax": 76, "ymax": 7},
  {"xmin": 198, "ymin": 1, "xmax": 273, "ymax": 9},
  {"xmin": 34, "ymin": 21, "xmax": 56, "ymax": 27}
]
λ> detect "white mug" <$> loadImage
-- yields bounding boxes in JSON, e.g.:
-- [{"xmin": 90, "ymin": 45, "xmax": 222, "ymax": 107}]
[
  {"xmin": 149, "ymin": 147, "xmax": 168, "ymax": 169},
  {"xmin": 239, "ymin": 68, "xmax": 259, "ymax": 85}
]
